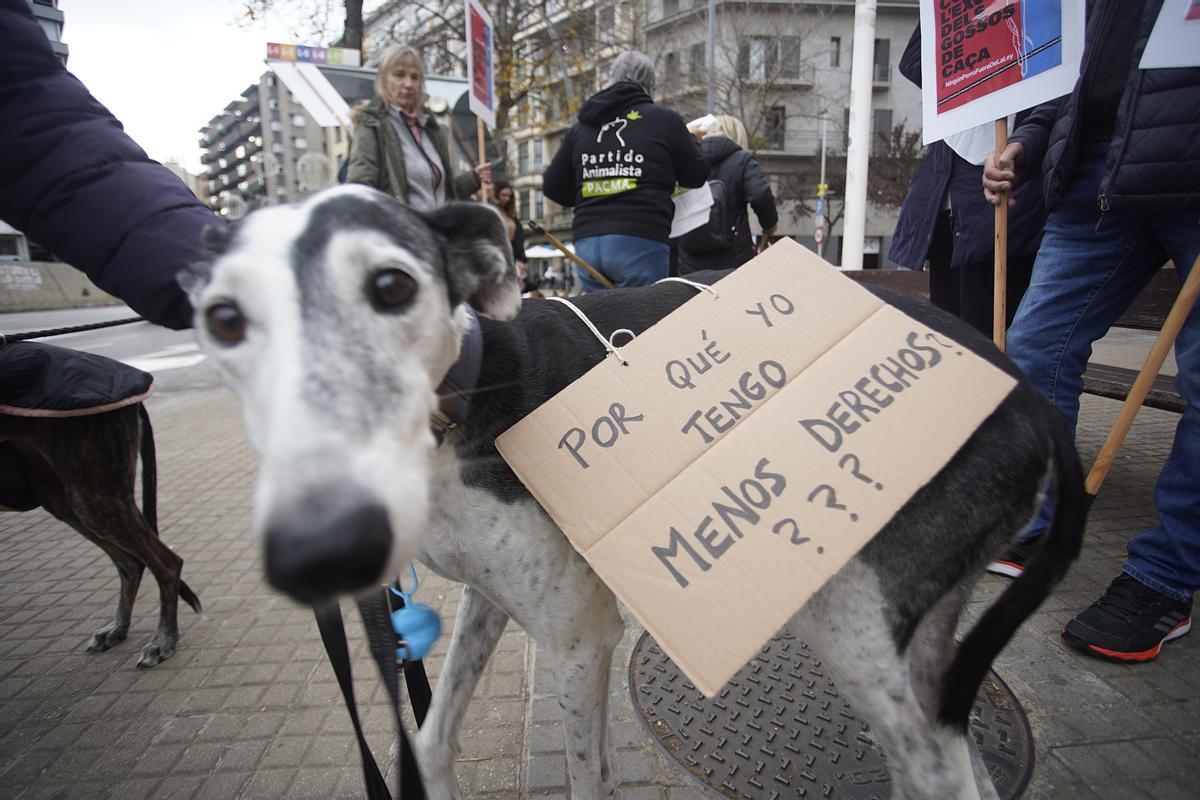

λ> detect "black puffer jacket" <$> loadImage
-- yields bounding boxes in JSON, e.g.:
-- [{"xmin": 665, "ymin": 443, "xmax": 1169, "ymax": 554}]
[
  {"xmin": 1009, "ymin": 0, "xmax": 1200, "ymax": 211},
  {"xmin": 677, "ymin": 136, "xmax": 778, "ymax": 274}
]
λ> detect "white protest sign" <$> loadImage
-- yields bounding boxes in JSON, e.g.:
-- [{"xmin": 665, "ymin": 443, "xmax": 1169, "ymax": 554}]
[
  {"xmin": 670, "ymin": 183, "xmax": 715, "ymax": 239},
  {"xmin": 1140, "ymin": 0, "xmax": 1200, "ymax": 69},
  {"xmin": 496, "ymin": 240, "xmax": 1017, "ymax": 696},
  {"xmin": 919, "ymin": 0, "xmax": 1086, "ymax": 144}
]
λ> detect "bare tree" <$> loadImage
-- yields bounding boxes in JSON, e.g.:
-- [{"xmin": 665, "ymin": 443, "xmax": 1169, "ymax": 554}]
[{"xmin": 237, "ymin": 0, "xmax": 365, "ymax": 52}]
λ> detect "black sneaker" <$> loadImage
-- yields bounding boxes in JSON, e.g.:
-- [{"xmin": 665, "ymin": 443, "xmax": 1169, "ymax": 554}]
[
  {"xmin": 1062, "ymin": 574, "xmax": 1193, "ymax": 662},
  {"xmin": 986, "ymin": 538, "xmax": 1041, "ymax": 578}
]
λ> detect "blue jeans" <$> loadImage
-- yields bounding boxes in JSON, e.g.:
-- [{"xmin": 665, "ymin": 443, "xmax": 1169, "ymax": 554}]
[
  {"xmin": 573, "ymin": 234, "xmax": 670, "ymax": 294},
  {"xmin": 1007, "ymin": 144, "xmax": 1200, "ymax": 602}
]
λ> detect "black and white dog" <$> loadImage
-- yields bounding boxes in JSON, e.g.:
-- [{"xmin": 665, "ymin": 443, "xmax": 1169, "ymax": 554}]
[{"xmin": 182, "ymin": 185, "xmax": 1085, "ymax": 800}]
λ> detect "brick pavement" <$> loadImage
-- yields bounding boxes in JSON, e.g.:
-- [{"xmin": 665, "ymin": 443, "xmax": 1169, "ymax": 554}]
[{"xmin": 1, "ymin": 377, "xmax": 1198, "ymax": 800}]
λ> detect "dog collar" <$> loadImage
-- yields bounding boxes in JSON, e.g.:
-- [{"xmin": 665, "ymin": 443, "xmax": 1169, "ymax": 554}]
[{"xmin": 430, "ymin": 306, "xmax": 482, "ymax": 439}]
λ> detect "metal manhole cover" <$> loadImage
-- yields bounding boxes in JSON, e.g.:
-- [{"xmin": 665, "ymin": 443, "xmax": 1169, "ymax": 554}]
[{"xmin": 629, "ymin": 631, "xmax": 1033, "ymax": 799}]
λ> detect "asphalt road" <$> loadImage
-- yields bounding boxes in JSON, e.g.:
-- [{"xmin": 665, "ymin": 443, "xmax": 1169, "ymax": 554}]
[{"xmin": 0, "ymin": 305, "xmax": 221, "ymax": 397}]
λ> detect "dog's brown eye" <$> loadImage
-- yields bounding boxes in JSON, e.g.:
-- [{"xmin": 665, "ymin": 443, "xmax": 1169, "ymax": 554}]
[
  {"xmin": 205, "ymin": 302, "xmax": 246, "ymax": 345},
  {"xmin": 369, "ymin": 268, "xmax": 417, "ymax": 312}
]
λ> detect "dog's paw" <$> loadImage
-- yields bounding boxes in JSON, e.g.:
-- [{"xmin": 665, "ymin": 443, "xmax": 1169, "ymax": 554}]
[
  {"xmin": 87, "ymin": 623, "xmax": 129, "ymax": 653},
  {"xmin": 136, "ymin": 634, "xmax": 176, "ymax": 668}
]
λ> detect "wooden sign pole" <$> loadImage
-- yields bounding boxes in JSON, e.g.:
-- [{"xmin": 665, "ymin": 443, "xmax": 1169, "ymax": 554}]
[
  {"xmin": 993, "ymin": 118, "xmax": 1009, "ymax": 351},
  {"xmin": 477, "ymin": 117, "xmax": 491, "ymax": 203},
  {"xmin": 1086, "ymin": 256, "xmax": 1200, "ymax": 500}
]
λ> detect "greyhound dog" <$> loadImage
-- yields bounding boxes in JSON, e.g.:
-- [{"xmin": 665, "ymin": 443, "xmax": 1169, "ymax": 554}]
[
  {"xmin": 181, "ymin": 184, "xmax": 1085, "ymax": 800},
  {"xmin": 0, "ymin": 400, "xmax": 201, "ymax": 667}
]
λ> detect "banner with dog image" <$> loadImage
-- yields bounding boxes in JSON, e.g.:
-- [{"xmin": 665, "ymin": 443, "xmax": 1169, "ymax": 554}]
[
  {"xmin": 497, "ymin": 240, "xmax": 1018, "ymax": 696},
  {"xmin": 920, "ymin": 0, "xmax": 1085, "ymax": 143}
]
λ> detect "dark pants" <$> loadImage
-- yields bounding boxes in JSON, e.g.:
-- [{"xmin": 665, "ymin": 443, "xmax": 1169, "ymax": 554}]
[{"xmin": 927, "ymin": 210, "xmax": 1035, "ymax": 337}]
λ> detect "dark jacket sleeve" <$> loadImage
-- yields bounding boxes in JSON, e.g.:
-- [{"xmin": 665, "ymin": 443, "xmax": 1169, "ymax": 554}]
[
  {"xmin": 668, "ymin": 113, "xmax": 709, "ymax": 189},
  {"xmin": 0, "ymin": 0, "xmax": 216, "ymax": 330},
  {"xmin": 542, "ymin": 127, "xmax": 578, "ymax": 206},
  {"xmin": 1007, "ymin": 97, "xmax": 1067, "ymax": 183},
  {"xmin": 512, "ymin": 218, "xmax": 527, "ymax": 261},
  {"xmin": 346, "ymin": 120, "xmax": 387, "ymax": 191},
  {"xmin": 741, "ymin": 154, "xmax": 778, "ymax": 231},
  {"xmin": 900, "ymin": 24, "xmax": 922, "ymax": 88}
]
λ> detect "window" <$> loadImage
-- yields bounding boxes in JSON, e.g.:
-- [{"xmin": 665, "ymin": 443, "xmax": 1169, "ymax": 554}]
[
  {"xmin": 762, "ymin": 106, "xmax": 786, "ymax": 150},
  {"xmin": 292, "ymin": 113, "xmax": 306, "ymax": 126},
  {"xmin": 872, "ymin": 108, "xmax": 893, "ymax": 154},
  {"xmin": 690, "ymin": 42, "xmax": 706, "ymax": 85},
  {"xmin": 873, "ymin": 38, "xmax": 891, "ymax": 82},
  {"xmin": 335, "ymin": 128, "xmax": 342, "ymax": 143},
  {"xmin": 293, "ymin": 137, "xmax": 307, "ymax": 150},
  {"xmin": 235, "ymin": 145, "xmax": 246, "ymax": 159},
  {"xmin": 665, "ymin": 52, "xmax": 679, "ymax": 85},
  {"xmin": 534, "ymin": 140, "xmax": 543, "ymax": 172},
  {"xmin": 843, "ymin": 107, "xmax": 850, "ymax": 150},
  {"xmin": 662, "ymin": 0, "xmax": 678, "ymax": 16},
  {"xmin": 779, "ymin": 37, "xmax": 800, "ymax": 79},
  {"xmin": 519, "ymin": 189, "xmax": 531, "ymax": 221},
  {"xmin": 535, "ymin": 190, "xmax": 544, "ymax": 219},
  {"xmin": 518, "ymin": 141, "xmax": 530, "ymax": 175},
  {"xmin": 738, "ymin": 37, "xmax": 776, "ymax": 81},
  {"xmin": 830, "ymin": 37, "xmax": 841, "ymax": 68},
  {"xmin": 0, "ymin": 235, "xmax": 21, "ymax": 259},
  {"xmin": 597, "ymin": 4, "xmax": 615, "ymax": 31}
]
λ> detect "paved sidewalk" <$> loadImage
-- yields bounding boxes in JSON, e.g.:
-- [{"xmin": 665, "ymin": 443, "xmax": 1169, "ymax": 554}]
[{"xmin": 2, "ymin": 372, "xmax": 1198, "ymax": 799}]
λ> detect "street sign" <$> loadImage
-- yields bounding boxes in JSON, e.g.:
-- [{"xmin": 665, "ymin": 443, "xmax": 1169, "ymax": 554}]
[
  {"xmin": 266, "ymin": 42, "xmax": 360, "ymax": 67},
  {"xmin": 814, "ymin": 227, "xmax": 825, "ymax": 245}
]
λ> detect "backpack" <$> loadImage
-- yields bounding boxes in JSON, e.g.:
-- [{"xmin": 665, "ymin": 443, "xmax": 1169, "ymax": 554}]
[{"xmin": 678, "ymin": 178, "xmax": 735, "ymax": 254}]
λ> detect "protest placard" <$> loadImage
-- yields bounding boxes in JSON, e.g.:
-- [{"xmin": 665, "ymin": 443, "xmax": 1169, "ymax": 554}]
[
  {"xmin": 919, "ymin": 0, "xmax": 1085, "ymax": 144},
  {"xmin": 1140, "ymin": 0, "xmax": 1200, "ymax": 69},
  {"xmin": 465, "ymin": 0, "xmax": 496, "ymax": 130},
  {"xmin": 496, "ymin": 240, "xmax": 1018, "ymax": 696}
]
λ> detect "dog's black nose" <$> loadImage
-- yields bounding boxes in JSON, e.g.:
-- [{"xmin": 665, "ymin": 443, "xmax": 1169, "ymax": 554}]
[{"xmin": 264, "ymin": 489, "xmax": 391, "ymax": 605}]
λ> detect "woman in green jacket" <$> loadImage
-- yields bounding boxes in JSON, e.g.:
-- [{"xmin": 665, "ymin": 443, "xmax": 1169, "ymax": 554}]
[{"xmin": 347, "ymin": 44, "xmax": 489, "ymax": 209}]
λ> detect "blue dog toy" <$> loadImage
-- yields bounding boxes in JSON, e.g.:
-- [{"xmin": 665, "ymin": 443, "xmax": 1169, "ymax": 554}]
[{"xmin": 389, "ymin": 563, "xmax": 441, "ymax": 661}]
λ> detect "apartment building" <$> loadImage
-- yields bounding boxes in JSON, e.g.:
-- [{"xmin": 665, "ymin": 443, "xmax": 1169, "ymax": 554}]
[
  {"xmin": 645, "ymin": 0, "xmax": 921, "ymax": 266},
  {"xmin": 198, "ymin": 74, "xmax": 347, "ymax": 219}
]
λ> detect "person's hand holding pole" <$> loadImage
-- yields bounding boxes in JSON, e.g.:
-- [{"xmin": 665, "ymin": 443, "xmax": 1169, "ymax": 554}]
[{"xmin": 983, "ymin": 142, "xmax": 1025, "ymax": 207}]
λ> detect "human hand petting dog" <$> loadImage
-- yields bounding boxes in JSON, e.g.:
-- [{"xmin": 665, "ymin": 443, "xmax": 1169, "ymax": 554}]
[{"xmin": 983, "ymin": 142, "xmax": 1025, "ymax": 206}]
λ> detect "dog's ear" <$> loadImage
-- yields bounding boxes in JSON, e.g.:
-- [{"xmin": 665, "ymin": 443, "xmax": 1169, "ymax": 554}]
[
  {"xmin": 422, "ymin": 202, "xmax": 521, "ymax": 321},
  {"xmin": 176, "ymin": 223, "xmax": 230, "ymax": 301}
]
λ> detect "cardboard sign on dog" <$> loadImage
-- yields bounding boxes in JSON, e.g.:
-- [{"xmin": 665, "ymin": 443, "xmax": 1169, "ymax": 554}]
[{"xmin": 496, "ymin": 239, "xmax": 1017, "ymax": 696}]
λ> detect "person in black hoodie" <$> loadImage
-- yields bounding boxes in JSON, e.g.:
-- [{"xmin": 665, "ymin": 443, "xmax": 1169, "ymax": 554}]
[
  {"xmin": 543, "ymin": 51, "xmax": 709, "ymax": 292},
  {"xmin": 676, "ymin": 115, "xmax": 778, "ymax": 274}
]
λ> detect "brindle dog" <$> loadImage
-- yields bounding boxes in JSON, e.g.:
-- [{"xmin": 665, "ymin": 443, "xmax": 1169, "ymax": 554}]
[{"xmin": 0, "ymin": 404, "xmax": 201, "ymax": 667}]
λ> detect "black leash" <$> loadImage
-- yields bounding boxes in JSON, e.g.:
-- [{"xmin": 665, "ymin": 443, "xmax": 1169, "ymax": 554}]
[
  {"xmin": 315, "ymin": 586, "xmax": 433, "ymax": 800},
  {"xmin": 0, "ymin": 315, "xmax": 145, "ymax": 346}
]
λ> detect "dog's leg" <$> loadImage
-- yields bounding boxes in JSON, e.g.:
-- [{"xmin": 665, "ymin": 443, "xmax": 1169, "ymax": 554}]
[
  {"xmin": 85, "ymin": 539, "xmax": 145, "ymax": 652},
  {"xmin": 416, "ymin": 584, "xmax": 510, "ymax": 800},
  {"xmin": 539, "ymin": 589, "xmax": 623, "ymax": 800},
  {"xmin": 43, "ymin": 502, "xmax": 146, "ymax": 652},
  {"xmin": 906, "ymin": 578, "xmax": 998, "ymax": 800},
  {"xmin": 793, "ymin": 561, "xmax": 980, "ymax": 800}
]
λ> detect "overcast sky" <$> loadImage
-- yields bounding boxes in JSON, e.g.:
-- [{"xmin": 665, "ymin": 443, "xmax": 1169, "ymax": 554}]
[{"xmin": 59, "ymin": 0, "xmax": 326, "ymax": 174}]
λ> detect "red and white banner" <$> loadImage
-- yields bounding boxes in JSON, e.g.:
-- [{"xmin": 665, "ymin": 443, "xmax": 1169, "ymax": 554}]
[
  {"xmin": 465, "ymin": 0, "xmax": 496, "ymax": 130},
  {"xmin": 919, "ymin": 0, "xmax": 1085, "ymax": 143}
]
